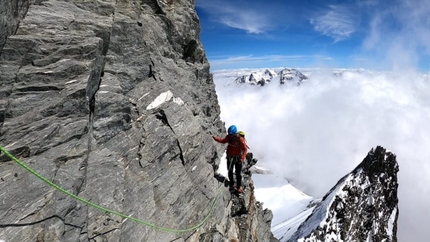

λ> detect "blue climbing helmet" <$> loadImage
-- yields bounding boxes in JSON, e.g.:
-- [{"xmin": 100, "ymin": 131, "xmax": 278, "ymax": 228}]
[{"xmin": 227, "ymin": 125, "xmax": 237, "ymax": 135}]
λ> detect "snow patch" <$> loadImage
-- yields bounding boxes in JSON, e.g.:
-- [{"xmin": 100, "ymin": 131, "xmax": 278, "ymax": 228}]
[
  {"xmin": 250, "ymin": 165, "xmax": 271, "ymax": 174},
  {"xmin": 146, "ymin": 90, "xmax": 174, "ymax": 110},
  {"xmin": 173, "ymin": 97, "xmax": 184, "ymax": 105},
  {"xmin": 387, "ymin": 208, "xmax": 397, "ymax": 236},
  {"xmin": 145, "ymin": 91, "xmax": 185, "ymax": 109},
  {"xmin": 274, "ymin": 207, "xmax": 315, "ymax": 241}
]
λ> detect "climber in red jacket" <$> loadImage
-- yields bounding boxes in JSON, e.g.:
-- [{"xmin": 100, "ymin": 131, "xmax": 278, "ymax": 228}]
[{"xmin": 212, "ymin": 125, "xmax": 248, "ymax": 193}]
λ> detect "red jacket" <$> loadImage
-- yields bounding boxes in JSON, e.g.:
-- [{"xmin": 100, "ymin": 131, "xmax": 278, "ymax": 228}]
[{"xmin": 213, "ymin": 134, "xmax": 248, "ymax": 162}]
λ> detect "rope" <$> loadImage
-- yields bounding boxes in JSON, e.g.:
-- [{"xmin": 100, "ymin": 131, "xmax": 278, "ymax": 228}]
[{"xmin": 0, "ymin": 145, "xmax": 225, "ymax": 233}]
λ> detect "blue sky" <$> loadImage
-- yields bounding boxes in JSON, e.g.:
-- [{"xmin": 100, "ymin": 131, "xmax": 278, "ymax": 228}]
[{"xmin": 196, "ymin": 0, "xmax": 430, "ymax": 72}]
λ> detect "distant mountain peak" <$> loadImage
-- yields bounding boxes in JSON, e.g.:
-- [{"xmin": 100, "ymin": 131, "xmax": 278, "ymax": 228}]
[
  {"xmin": 234, "ymin": 68, "xmax": 308, "ymax": 86},
  {"xmin": 278, "ymin": 68, "xmax": 308, "ymax": 85}
]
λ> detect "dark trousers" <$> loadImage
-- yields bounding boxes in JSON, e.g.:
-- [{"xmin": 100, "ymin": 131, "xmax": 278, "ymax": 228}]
[{"xmin": 227, "ymin": 156, "xmax": 243, "ymax": 188}]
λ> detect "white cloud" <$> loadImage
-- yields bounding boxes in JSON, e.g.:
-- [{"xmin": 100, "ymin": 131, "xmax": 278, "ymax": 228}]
[
  {"xmin": 213, "ymin": 68, "xmax": 430, "ymax": 241},
  {"xmin": 196, "ymin": 0, "xmax": 272, "ymax": 34},
  {"xmin": 310, "ymin": 5, "xmax": 358, "ymax": 42},
  {"xmin": 219, "ymin": 14, "xmax": 268, "ymax": 34},
  {"xmin": 361, "ymin": 0, "xmax": 430, "ymax": 70},
  {"xmin": 208, "ymin": 55, "xmax": 311, "ymax": 70}
]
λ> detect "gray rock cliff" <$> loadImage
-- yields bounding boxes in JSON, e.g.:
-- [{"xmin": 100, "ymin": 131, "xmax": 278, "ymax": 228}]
[{"xmin": 0, "ymin": 0, "xmax": 276, "ymax": 241}]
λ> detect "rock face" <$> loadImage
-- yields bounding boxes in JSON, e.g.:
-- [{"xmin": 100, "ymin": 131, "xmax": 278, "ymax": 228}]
[
  {"xmin": 287, "ymin": 146, "xmax": 399, "ymax": 242},
  {"xmin": 0, "ymin": 0, "xmax": 276, "ymax": 241},
  {"xmin": 0, "ymin": 0, "xmax": 31, "ymax": 51}
]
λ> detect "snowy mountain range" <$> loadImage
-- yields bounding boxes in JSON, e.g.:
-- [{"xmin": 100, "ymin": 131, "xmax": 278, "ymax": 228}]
[{"xmin": 234, "ymin": 68, "xmax": 308, "ymax": 86}]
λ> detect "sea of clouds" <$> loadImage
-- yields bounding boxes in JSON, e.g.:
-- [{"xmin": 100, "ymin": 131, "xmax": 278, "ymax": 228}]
[{"xmin": 213, "ymin": 68, "xmax": 430, "ymax": 241}]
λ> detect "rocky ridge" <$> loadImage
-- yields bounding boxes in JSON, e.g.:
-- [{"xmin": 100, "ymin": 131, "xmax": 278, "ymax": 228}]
[
  {"xmin": 0, "ymin": 0, "xmax": 276, "ymax": 241},
  {"xmin": 285, "ymin": 146, "xmax": 399, "ymax": 242}
]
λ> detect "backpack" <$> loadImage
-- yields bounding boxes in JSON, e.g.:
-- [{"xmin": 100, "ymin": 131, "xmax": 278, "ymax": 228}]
[{"xmin": 238, "ymin": 131, "xmax": 250, "ymax": 149}]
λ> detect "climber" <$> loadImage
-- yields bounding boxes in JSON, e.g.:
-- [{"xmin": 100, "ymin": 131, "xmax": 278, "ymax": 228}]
[
  {"xmin": 238, "ymin": 130, "xmax": 250, "ymax": 149},
  {"xmin": 212, "ymin": 125, "xmax": 248, "ymax": 193},
  {"xmin": 237, "ymin": 131, "xmax": 257, "ymax": 175}
]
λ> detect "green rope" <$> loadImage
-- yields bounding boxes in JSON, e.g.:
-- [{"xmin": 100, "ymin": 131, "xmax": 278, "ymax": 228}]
[{"xmin": 0, "ymin": 145, "xmax": 224, "ymax": 233}]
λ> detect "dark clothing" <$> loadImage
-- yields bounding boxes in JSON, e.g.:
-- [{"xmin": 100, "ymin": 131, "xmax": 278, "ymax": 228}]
[{"xmin": 227, "ymin": 156, "xmax": 243, "ymax": 188}]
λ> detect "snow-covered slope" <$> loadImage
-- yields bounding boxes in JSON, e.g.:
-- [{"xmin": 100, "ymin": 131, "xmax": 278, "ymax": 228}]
[
  {"xmin": 286, "ymin": 146, "xmax": 399, "ymax": 242},
  {"xmin": 252, "ymin": 174, "xmax": 317, "ymax": 241}
]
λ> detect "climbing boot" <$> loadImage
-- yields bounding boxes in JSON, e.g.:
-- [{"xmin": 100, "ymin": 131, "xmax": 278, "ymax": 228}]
[{"xmin": 229, "ymin": 185, "xmax": 236, "ymax": 192}]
